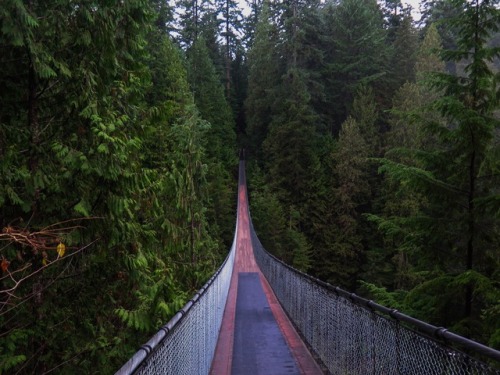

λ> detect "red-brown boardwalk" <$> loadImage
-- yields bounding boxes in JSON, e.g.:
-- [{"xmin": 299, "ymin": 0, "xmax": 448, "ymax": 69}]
[{"xmin": 210, "ymin": 172, "xmax": 323, "ymax": 375}]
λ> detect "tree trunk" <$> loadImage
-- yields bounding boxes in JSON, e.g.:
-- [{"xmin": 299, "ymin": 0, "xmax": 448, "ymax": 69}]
[
  {"xmin": 225, "ymin": 0, "xmax": 231, "ymax": 96},
  {"xmin": 465, "ymin": 145, "xmax": 476, "ymax": 336}
]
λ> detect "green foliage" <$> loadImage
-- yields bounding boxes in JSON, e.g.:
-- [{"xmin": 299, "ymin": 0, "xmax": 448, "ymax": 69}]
[
  {"xmin": 0, "ymin": 329, "xmax": 29, "ymax": 375},
  {"xmin": 358, "ymin": 281, "xmax": 407, "ymax": 311},
  {"xmin": 248, "ymin": 166, "xmax": 312, "ymax": 272},
  {"xmin": 365, "ymin": 0, "xmax": 500, "ymax": 345},
  {"xmin": 187, "ymin": 37, "xmax": 236, "ymax": 168},
  {"xmin": 245, "ymin": 1, "xmax": 281, "ymax": 162},
  {"xmin": 318, "ymin": 117, "xmax": 369, "ymax": 288},
  {"xmin": 416, "ymin": 23, "xmax": 446, "ymax": 82},
  {"xmin": 389, "ymin": 15, "xmax": 419, "ymax": 89},
  {"xmin": 248, "ymin": 168, "xmax": 289, "ymax": 259},
  {"xmin": 3, "ymin": 0, "xmax": 500, "ymax": 371},
  {"xmin": 186, "ymin": 37, "xmax": 237, "ymax": 250},
  {"xmin": 242, "ymin": 0, "xmax": 499, "ymax": 351},
  {"xmin": 323, "ymin": 0, "xmax": 389, "ymax": 130},
  {"xmin": 0, "ymin": 1, "xmax": 229, "ymax": 373}
]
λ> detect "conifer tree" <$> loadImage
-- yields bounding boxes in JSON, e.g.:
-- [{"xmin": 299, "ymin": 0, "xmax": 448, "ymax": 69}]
[
  {"xmin": 362, "ymin": 23, "xmax": 446, "ymax": 297},
  {"xmin": 187, "ymin": 38, "xmax": 236, "ymax": 168},
  {"xmin": 0, "ymin": 1, "xmax": 229, "ymax": 372},
  {"xmin": 420, "ymin": 0, "xmax": 462, "ymax": 73},
  {"xmin": 0, "ymin": 0, "xmax": 160, "ymax": 372},
  {"xmin": 322, "ymin": 0, "xmax": 389, "ymax": 132},
  {"xmin": 263, "ymin": 68, "xmax": 319, "ymax": 213},
  {"xmin": 116, "ymin": 23, "xmax": 220, "ymax": 336},
  {"xmin": 416, "ymin": 24, "xmax": 446, "ymax": 81},
  {"xmin": 243, "ymin": 0, "xmax": 265, "ymax": 48},
  {"xmin": 215, "ymin": 0, "xmax": 244, "ymax": 96},
  {"xmin": 261, "ymin": 65, "xmax": 320, "ymax": 270},
  {"xmin": 176, "ymin": 0, "xmax": 209, "ymax": 47},
  {"xmin": 186, "ymin": 37, "xmax": 237, "ymax": 248},
  {"xmin": 372, "ymin": 0, "xmax": 500, "ymax": 345},
  {"xmin": 245, "ymin": 1, "xmax": 282, "ymax": 161},
  {"xmin": 323, "ymin": 117, "xmax": 369, "ymax": 288},
  {"xmin": 426, "ymin": 0, "xmax": 500, "ymax": 340},
  {"xmin": 351, "ymin": 85, "xmax": 380, "ymax": 156},
  {"xmin": 390, "ymin": 15, "xmax": 419, "ymax": 89}
]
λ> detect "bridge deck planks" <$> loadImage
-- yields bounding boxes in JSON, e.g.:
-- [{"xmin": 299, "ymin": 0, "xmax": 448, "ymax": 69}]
[{"xmin": 210, "ymin": 169, "xmax": 322, "ymax": 375}]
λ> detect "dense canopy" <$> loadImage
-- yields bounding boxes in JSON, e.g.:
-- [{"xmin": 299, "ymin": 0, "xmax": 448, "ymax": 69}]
[{"xmin": 0, "ymin": 0, "xmax": 498, "ymax": 373}]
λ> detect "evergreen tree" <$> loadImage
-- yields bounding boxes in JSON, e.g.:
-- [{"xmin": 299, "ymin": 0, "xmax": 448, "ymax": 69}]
[
  {"xmin": 261, "ymin": 66, "xmax": 320, "ymax": 270},
  {"xmin": 231, "ymin": 45, "xmax": 249, "ymax": 140},
  {"xmin": 428, "ymin": 0, "xmax": 500, "ymax": 340},
  {"xmin": 245, "ymin": 1, "xmax": 282, "ymax": 161},
  {"xmin": 390, "ymin": 15, "xmax": 419, "ymax": 89},
  {"xmin": 416, "ymin": 23, "xmax": 446, "ymax": 80},
  {"xmin": 322, "ymin": 117, "xmax": 370, "ymax": 288},
  {"xmin": 249, "ymin": 166, "xmax": 312, "ymax": 272},
  {"xmin": 243, "ymin": 0, "xmax": 265, "ymax": 48},
  {"xmin": 362, "ymin": 22, "xmax": 446, "ymax": 297},
  {"xmin": 117, "ymin": 22, "xmax": 220, "ymax": 336},
  {"xmin": 263, "ymin": 69, "xmax": 319, "ymax": 213},
  {"xmin": 380, "ymin": 0, "xmax": 413, "ymax": 42},
  {"xmin": 187, "ymin": 38, "xmax": 236, "ymax": 168},
  {"xmin": 215, "ymin": 0, "xmax": 244, "ymax": 96},
  {"xmin": 186, "ymin": 37, "xmax": 237, "ymax": 248},
  {"xmin": 322, "ymin": 0, "xmax": 389, "ymax": 133},
  {"xmin": 176, "ymin": 0, "xmax": 210, "ymax": 47},
  {"xmin": 0, "ymin": 0, "xmax": 157, "ymax": 372},
  {"xmin": 420, "ymin": 0, "xmax": 462, "ymax": 73},
  {"xmin": 0, "ymin": 1, "xmax": 228, "ymax": 372},
  {"xmin": 351, "ymin": 85, "xmax": 381, "ymax": 156},
  {"xmin": 372, "ymin": 0, "xmax": 500, "ymax": 345}
]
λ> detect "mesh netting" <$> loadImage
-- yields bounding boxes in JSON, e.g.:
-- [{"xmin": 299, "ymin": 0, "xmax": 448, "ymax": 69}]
[
  {"xmin": 116, "ymin": 160, "xmax": 247, "ymax": 375},
  {"xmin": 251, "ymin": 225, "xmax": 500, "ymax": 375},
  {"xmin": 115, "ymin": 227, "xmax": 236, "ymax": 375}
]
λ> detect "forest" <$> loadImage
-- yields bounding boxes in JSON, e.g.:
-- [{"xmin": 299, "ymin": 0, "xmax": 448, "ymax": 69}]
[{"xmin": 0, "ymin": 0, "xmax": 499, "ymax": 373}]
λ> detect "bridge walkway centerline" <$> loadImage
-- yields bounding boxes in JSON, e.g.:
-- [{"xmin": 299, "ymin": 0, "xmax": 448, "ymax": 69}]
[{"xmin": 210, "ymin": 163, "xmax": 322, "ymax": 375}]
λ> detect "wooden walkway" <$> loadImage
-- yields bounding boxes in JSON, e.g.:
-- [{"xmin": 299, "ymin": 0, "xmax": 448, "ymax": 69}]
[{"xmin": 210, "ymin": 169, "xmax": 322, "ymax": 375}]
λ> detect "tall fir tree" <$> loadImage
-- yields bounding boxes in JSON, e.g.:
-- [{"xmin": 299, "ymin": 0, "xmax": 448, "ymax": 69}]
[
  {"xmin": 323, "ymin": 117, "xmax": 370, "ymax": 288},
  {"xmin": 176, "ymin": 0, "xmax": 209, "ymax": 47},
  {"xmin": 215, "ymin": 0, "xmax": 244, "ymax": 96},
  {"xmin": 0, "ymin": 0, "xmax": 157, "ymax": 372},
  {"xmin": 187, "ymin": 37, "xmax": 236, "ymax": 168},
  {"xmin": 371, "ymin": 0, "xmax": 500, "ymax": 346},
  {"xmin": 245, "ymin": 1, "xmax": 282, "ymax": 161},
  {"xmin": 390, "ymin": 15, "xmax": 419, "ymax": 90},
  {"xmin": 322, "ymin": 0, "xmax": 389, "ymax": 133},
  {"xmin": 186, "ymin": 37, "xmax": 237, "ymax": 248},
  {"xmin": 243, "ymin": 0, "xmax": 265, "ymax": 48},
  {"xmin": 0, "ymin": 1, "xmax": 228, "ymax": 372},
  {"xmin": 362, "ymin": 22, "xmax": 446, "ymax": 298}
]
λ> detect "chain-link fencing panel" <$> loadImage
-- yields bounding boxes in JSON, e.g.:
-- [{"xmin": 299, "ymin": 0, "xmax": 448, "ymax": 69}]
[
  {"xmin": 250, "ymin": 223, "xmax": 500, "ymax": 375},
  {"xmin": 116, "ymin": 160, "xmax": 247, "ymax": 375},
  {"xmin": 115, "ymin": 227, "xmax": 236, "ymax": 375}
]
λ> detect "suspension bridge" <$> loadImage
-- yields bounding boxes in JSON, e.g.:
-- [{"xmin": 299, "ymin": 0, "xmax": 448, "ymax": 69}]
[{"xmin": 116, "ymin": 158, "xmax": 500, "ymax": 375}]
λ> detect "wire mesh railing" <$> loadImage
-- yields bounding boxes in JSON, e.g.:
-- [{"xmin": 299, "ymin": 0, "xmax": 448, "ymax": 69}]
[
  {"xmin": 250, "ymin": 224, "xmax": 500, "ymax": 375},
  {"xmin": 116, "ymin": 158, "xmax": 248, "ymax": 375},
  {"xmin": 115, "ymin": 219, "xmax": 237, "ymax": 375},
  {"xmin": 117, "ymin": 156, "xmax": 500, "ymax": 375}
]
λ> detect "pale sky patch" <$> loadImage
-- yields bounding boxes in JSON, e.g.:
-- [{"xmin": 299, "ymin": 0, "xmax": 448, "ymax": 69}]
[{"xmin": 236, "ymin": 0, "xmax": 424, "ymax": 22}]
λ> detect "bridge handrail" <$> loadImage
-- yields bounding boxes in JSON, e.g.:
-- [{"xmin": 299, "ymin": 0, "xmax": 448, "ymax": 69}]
[
  {"xmin": 280, "ymin": 257, "xmax": 500, "ymax": 362},
  {"xmin": 115, "ymin": 237, "xmax": 236, "ymax": 374},
  {"xmin": 250, "ymin": 219, "xmax": 500, "ymax": 373},
  {"xmin": 115, "ymin": 160, "xmax": 245, "ymax": 375}
]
